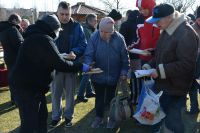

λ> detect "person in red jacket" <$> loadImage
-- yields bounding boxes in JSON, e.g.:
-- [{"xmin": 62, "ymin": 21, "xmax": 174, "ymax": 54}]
[{"xmin": 130, "ymin": 0, "xmax": 160, "ymax": 64}]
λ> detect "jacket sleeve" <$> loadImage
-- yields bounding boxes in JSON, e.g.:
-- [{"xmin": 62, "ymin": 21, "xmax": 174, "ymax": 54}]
[
  {"xmin": 84, "ymin": 34, "xmax": 96, "ymax": 65},
  {"xmin": 157, "ymin": 30, "xmax": 198, "ymax": 79},
  {"xmin": 120, "ymin": 37, "xmax": 130, "ymax": 76},
  {"xmin": 45, "ymin": 39, "xmax": 83, "ymax": 72},
  {"xmin": 119, "ymin": 23, "xmax": 128, "ymax": 44},
  {"xmin": 71, "ymin": 24, "xmax": 87, "ymax": 57},
  {"xmin": 83, "ymin": 27, "xmax": 90, "ymax": 42},
  {"xmin": 9, "ymin": 27, "xmax": 24, "ymax": 52}
]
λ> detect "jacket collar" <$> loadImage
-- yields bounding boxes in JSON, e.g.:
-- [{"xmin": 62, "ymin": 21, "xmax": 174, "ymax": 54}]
[{"xmin": 165, "ymin": 11, "xmax": 187, "ymax": 35}]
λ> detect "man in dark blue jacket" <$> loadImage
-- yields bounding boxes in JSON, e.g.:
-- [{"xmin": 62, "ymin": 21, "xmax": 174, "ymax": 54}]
[{"xmin": 50, "ymin": 1, "xmax": 87, "ymax": 128}]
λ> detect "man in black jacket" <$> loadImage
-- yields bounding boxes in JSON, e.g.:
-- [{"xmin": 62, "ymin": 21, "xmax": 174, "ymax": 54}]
[
  {"xmin": 9, "ymin": 14, "xmax": 89, "ymax": 133},
  {"xmin": 119, "ymin": 10, "xmax": 144, "ymax": 105},
  {"xmin": 0, "ymin": 13, "xmax": 23, "ymax": 105}
]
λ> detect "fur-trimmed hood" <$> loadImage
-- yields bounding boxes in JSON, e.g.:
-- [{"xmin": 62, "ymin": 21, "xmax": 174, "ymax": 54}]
[{"xmin": 165, "ymin": 11, "xmax": 187, "ymax": 35}]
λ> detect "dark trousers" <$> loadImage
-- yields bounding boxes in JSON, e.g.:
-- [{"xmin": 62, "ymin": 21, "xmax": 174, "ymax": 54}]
[
  {"xmin": 12, "ymin": 88, "xmax": 48, "ymax": 133},
  {"xmin": 188, "ymin": 80, "xmax": 199, "ymax": 112},
  {"xmin": 153, "ymin": 93, "xmax": 186, "ymax": 133},
  {"xmin": 92, "ymin": 82, "xmax": 117, "ymax": 118}
]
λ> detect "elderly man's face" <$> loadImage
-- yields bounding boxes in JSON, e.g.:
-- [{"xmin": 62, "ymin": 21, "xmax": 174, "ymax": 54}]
[
  {"xmin": 57, "ymin": 7, "xmax": 71, "ymax": 24},
  {"xmin": 100, "ymin": 30, "xmax": 113, "ymax": 42},
  {"xmin": 156, "ymin": 16, "xmax": 172, "ymax": 30},
  {"xmin": 21, "ymin": 20, "xmax": 29, "ymax": 30}
]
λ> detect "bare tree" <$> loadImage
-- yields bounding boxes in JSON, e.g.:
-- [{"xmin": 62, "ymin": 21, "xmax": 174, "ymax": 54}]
[
  {"xmin": 99, "ymin": 0, "xmax": 124, "ymax": 12},
  {"xmin": 162, "ymin": 0, "xmax": 196, "ymax": 13}
]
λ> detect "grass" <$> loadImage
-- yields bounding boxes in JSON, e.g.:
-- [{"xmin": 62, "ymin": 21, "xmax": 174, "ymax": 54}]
[{"xmin": 0, "ymin": 86, "xmax": 200, "ymax": 133}]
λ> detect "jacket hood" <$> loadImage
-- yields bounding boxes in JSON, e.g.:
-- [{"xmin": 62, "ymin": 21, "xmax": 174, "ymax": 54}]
[
  {"xmin": 0, "ymin": 21, "xmax": 20, "ymax": 32},
  {"xmin": 136, "ymin": 0, "xmax": 156, "ymax": 17},
  {"xmin": 24, "ymin": 20, "xmax": 56, "ymax": 39},
  {"xmin": 127, "ymin": 10, "xmax": 140, "ymax": 22}
]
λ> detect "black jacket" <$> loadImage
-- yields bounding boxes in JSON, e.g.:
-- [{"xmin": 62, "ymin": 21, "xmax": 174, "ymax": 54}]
[
  {"xmin": 119, "ymin": 10, "xmax": 144, "ymax": 59},
  {"xmin": 0, "ymin": 21, "xmax": 23, "ymax": 69},
  {"xmin": 9, "ymin": 21, "xmax": 83, "ymax": 94}
]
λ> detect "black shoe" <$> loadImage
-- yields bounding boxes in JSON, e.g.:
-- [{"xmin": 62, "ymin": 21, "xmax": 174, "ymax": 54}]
[
  {"xmin": 10, "ymin": 100, "xmax": 16, "ymax": 106},
  {"xmin": 65, "ymin": 118, "xmax": 72, "ymax": 128},
  {"xmin": 77, "ymin": 96, "xmax": 88, "ymax": 102},
  {"xmin": 85, "ymin": 93, "xmax": 96, "ymax": 98},
  {"xmin": 49, "ymin": 119, "xmax": 61, "ymax": 128},
  {"xmin": 185, "ymin": 109, "xmax": 200, "ymax": 115}
]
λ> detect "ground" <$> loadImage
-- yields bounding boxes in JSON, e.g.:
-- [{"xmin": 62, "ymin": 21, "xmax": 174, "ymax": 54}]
[{"xmin": 0, "ymin": 87, "xmax": 199, "ymax": 133}]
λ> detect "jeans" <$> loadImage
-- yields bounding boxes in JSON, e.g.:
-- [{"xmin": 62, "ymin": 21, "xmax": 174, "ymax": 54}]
[
  {"xmin": 153, "ymin": 93, "xmax": 186, "ymax": 133},
  {"xmin": 77, "ymin": 74, "xmax": 93, "ymax": 97},
  {"xmin": 92, "ymin": 82, "xmax": 117, "ymax": 118},
  {"xmin": 51, "ymin": 72, "xmax": 76, "ymax": 121},
  {"xmin": 189, "ymin": 81, "xmax": 199, "ymax": 112},
  {"xmin": 12, "ymin": 88, "xmax": 48, "ymax": 133}
]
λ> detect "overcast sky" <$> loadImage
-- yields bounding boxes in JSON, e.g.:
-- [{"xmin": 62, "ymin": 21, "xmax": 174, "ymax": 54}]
[{"xmin": 0, "ymin": 0, "xmax": 199, "ymax": 14}]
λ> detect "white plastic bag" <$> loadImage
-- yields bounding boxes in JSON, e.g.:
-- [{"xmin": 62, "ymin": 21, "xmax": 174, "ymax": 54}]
[{"xmin": 133, "ymin": 87, "xmax": 165, "ymax": 125}]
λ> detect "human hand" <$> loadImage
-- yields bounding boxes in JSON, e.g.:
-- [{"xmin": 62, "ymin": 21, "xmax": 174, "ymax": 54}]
[
  {"xmin": 143, "ymin": 48, "xmax": 155, "ymax": 56},
  {"xmin": 82, "ymin": 63, "xmax": 90, "ymax": 72},
  {"xmin": 120, "ymin": 75, "xmax": 127, "ymax": 81},
  {"xmin": 142, "ymin": 49, "xmax": 152, "ymax": 56},
  {"xmin": 150, "ymin": 69, "xmax": 158, "ymax": 78},
  {"xmin": 127, "ymin": 43, "xmax": 136, "ymax": 50},
  {"xmin": 142, "ymin": 64, "xmax": 151, "ymax": 70},
  {"xmin": 68, "ymin": 51, "xmax": 76, "ymax": 60}
]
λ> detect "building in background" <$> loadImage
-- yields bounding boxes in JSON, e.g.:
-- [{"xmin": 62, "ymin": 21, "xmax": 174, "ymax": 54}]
[{"xmin": 71, "ymin": 2, "xmax": 107, "ymax": 22}]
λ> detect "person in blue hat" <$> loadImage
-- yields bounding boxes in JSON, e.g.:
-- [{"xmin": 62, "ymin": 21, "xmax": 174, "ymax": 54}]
[{"xmin": 144, "ymin": 3, "xmax": 199, "ymax": 133}]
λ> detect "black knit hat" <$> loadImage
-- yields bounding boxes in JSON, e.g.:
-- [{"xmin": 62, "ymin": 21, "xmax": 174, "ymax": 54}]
[
  {"xmin": 197, "ymin": 6, "xmax": 200, "ymax": 19},
  {"xmin": 108, "ymin": 9, "xmax": 122, "ymax": 21},
  {"xmin": 41, "ymin": 14, "xmax": 61, "ymax": 31}
]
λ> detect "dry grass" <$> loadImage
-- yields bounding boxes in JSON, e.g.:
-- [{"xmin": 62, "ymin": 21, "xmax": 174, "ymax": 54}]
[{"xmin": 0, "ymin": 87, "xmax": 199, "ymax": 133}]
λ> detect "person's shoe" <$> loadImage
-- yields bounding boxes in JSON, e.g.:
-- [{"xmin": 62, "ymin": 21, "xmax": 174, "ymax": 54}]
[
  {"xmin": 49, "ymin": 119, "xmax": 61, "ymax": 128},
  {"xmin": 10, "ymin": 100, "xmax": 16, "ymax": 107},
  {"xmin": 91, "ymin": 117, "xmax": 103, "ymax": 128},
  {"xmin": 185, "ymin": 109, "xmax": 200, "ymax": 114},
  {"xmin": 77, "ymin": 96, "xmax": 88, "ymax": 102},
  {"xmin": 106, "ymin": 117, "xmax": 118, "ymax": 129},
  {"xmin": 85, "ymin": 92, "xmax": 96, "ymax": 98},
  {"xmin": 65, "ymin": 118, "xmax": 72, "ymax": 128}
]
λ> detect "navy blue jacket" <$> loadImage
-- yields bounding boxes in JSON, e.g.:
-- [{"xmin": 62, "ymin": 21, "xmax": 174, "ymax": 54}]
[{"xmin": 56, "ymin": 18, "xmax": 87, "ymax": 59}]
